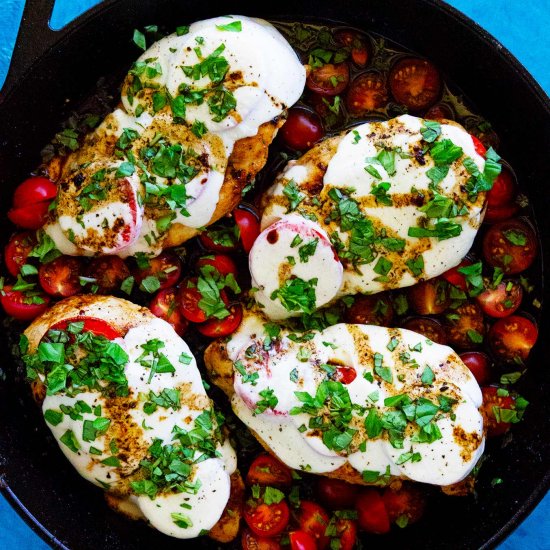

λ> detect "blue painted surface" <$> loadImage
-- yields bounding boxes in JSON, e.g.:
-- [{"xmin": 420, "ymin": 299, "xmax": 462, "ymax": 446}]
[{"xmin": 0, "ymin": 1, "xmax": 548, "ymax": 548}]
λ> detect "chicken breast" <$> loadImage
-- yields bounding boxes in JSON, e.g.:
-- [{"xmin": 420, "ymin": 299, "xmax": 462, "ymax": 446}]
[{"xmin": 23, "ymin": 295, "xmax": 242, "ymax": 540}]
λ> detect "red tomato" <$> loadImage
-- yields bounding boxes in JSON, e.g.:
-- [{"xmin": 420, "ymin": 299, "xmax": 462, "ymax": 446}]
[
  {"xmin": 487, "ymin": 168, "xmax": 516, "ymax": 208},
  {"xmin": 306, "ymin": 63, "xmax": 350, "ymax": 96},
  {"xmin": 442, "ymin": 259, "xmax": 472, "ymax": 292},
  {"xmin": 471, "ymin": 135, "xmax": 487, "ymax": 157},
  {"xmin": 241, "ymin": 528, "xmax": 282, "ymax": 550},
  {"xmin": 8, "ymin": 177, "xmax": 57, "ymax": 230},
  {"xmin": 332, "ymin": 518, "xmax": 358, "ymax": 550},
  {"xmin": 424, "ymin": 103, "xmax": 454, "ymax": 121},
  {"xmin": 407, "ymin": 279, "xmax": 450, "ymax": 315},
  {"xmin": 244, "ymin": 494, "xmax": 290, "ymax": 538},
  {"xmin": 401, "ymin": 316, "xmax": 447, "ymax": 345},
  {"xmin": 355, "ymin": 489, "xmax": 390, "ymax": 534},
  {"xmin": 389, "ymin": 58, "xmax": 441, "ymax": 111},
  {"xmin": 346, "ymin": 72, "xmax": 388, "ymax": 114},
  {"xmin": 480, "ymin": 386, "xmax": 516, "ymax": 436},
  {"xmin": 482, "ymin": 219, "xmax": 537, "ymax": 274},
  {"xmin": 234, "ymin": 204, "xmax": 261, "ymax": 253},
  {"xmin": 149, "ymin": 288, "xmax": 188, "ymax": 336},
  {"xmin": 334, "ymin": 365, "xmax": 357, "ymax": 385},
  {"xmin": 344, "ymin": 293, "xmax": 394, "ymax": 326},
  {"xmin": 38, "ymin": 256, "xmax": 83, "ymax": 297},
  {"xmin": 381, "ymin": 484, "xmax": 426, "ymax": 526},
  {"xmin": 50, "ymin": 316, "xmax": 122, "ymax": 339},
  {"xmin": 488, "ymin": 315, "xmax": 538, "ymax": 364},
  {"xmin": 445, "ymin": 301, "xmax": 485, "ymax": 349},
  {"xmin": 289, "ymin": 530, "xmax": 316, "ymax": 550},
  {"xmin": 295, "ymin": 501, "xmax": 331, "ymax": 549},
  {"xmin": 316, "ymin": 478, "xmax": 359, "ymax": 510},
  {"xmin": 86, "ymin": 256, "xmax": 130, "ymax": 294},
  {"xmin": 199, "ymin": 223, "xmax": 239, "ymax": 253},
  {"xmin": 133, "ymin": 251, "xmax": 182, "ymax": 291},
  {"xmin": 246, "ymin": 454, "xmax": 292, "ymax": 488},
  {"xmin": 196, "ymin": 303, "xmax": 243, "ymax": 337},
  {"xmin": 4, "ymin": 232, "xmax": 37, "ymax": 276},
  {"xmin": 459, "ymin": 351, "xmax": 491, "ymax": 385},
  {"xmin": 335, "ymin": 30, "xmax": 369, "ymax": 66},
  {"xmin": 476, "ymin": 280, "xmax": 523, "ymax": 318},
  {"xmin": 280, "ymin": 108, "xmax": 325, "ymax": 151},
  {"xmin": 484, "ymin": 202, "xmax": 520, "ymax": 224},
  {"xmin": 0, "ymin": 285, "xmax": 50, "ymax": 321},
  {"xmin": 196, "ymin": 254, "xmax": 238, "ymax": 278},
  {"xmin": 177, "ymin": 278, "xmax": 222, "ymax": 323}
]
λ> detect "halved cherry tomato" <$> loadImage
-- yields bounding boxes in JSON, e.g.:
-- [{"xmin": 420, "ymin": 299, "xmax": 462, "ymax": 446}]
[
  {"xmin": 8, "ymin": 177, "xmax": 57, "ymax": 230},
  {"xmin": 346, "ymin": 72, "xmax": 388, "ymax": 114},
  {"xmin": 424, "ymin": 103, "xmax": 454, "ymax": 121},
  {"xmin": 38, "ymin": 256, "xmax": 83, "ymax": 297},
  {"xmin": 295, "ymin": 501, "xmax": 330, "ymax": 549},
  {"xmin": 335, "ymin": 30, "xmax": 369, "ymax": 66},
  {"xmin": 280, "ymin": 108, "xmax": 325, "ymax": 151},
  {"xmin": 487, "ymin": 168, "xmax": 516, "ymax": 208},
  {"xmin": 242, "ymin": 528, "xmax": 282, "ymax": 550},
  {"xmin": 484, "ymin": 202, "xmax": 520, "ymax": 224},
  {"xmin": 50, "ymin": 316, "xmax": 122, "ymax": 339},
  {"xmin": 199, "ymin": 223, "xmax": 239, "ymax": 253},
  {"xmin": 133, "ymin": 251, "xmax": 182, "ymax": 291},
  {"xmin": 389, "ymin": 58, "xmax": 441, "ymax": 111},
  {"xmin": 442, "ymin": 259, "xmax": 472, "ymax": 292},
  {"xmin": 355, "ymin": 488, "xmax": 390, "ymax": 534},
  {"xmin": 246, "ymin": 454, "xmax": 292, "ymax": 488},
  {"xmin": 149, "ymin": 288, "xmax": 188, "ymax": 336},
  {"xmin": 401, "ymin": 316, "xmax": 447, "ymax": 345},
  {"xmin": 480, "ymin": 386, "xmax": 516, "ymax": 437},
  {"xmin": 476, "ymin": 280, "xmax": 523, "ymax": 318},
  {"xmin": 234, "ymin": 204, "xmax": 261, "ymax": 253},
  {"xmin": 244, "ymin": 493, "xmax": 290, "ymax": 538},
  {"xmin": 196, "ymin": 303, "xmax": 243, "ymax": 337},
  {"xmin": 289, "ymin": 530, "xmax": 316, "ymax": 550},
  {"xmin": 0, "ymin": 285, "xmax": 50, "ymax": 321},
  {"xmin": 445, "ymin": 301, "xmax": 485, "ymax": 349},
  {"xmin": 306, "ymin": 63, "xmax": 350, "ymax": 96},
  {"xmin": 488, "ymin": 315, "xmax": 538, "ymax": 364},
  {"xmin": 334, "ymin": 365, "xmax": 357, "ymax": 385},
  {"xmin": 471, "ymin": 135, "xmax": 487, "ymax": 157},
  {"xmin": 177, "ymin": 277, "xmax": 227, "ymax": 323},
  {"xmin": 4, "ymin": 232, "xmax": 37, "ymax": 276},
  {"xmin": 331, "ymin": 517, "xmax": 358, "ymax": 550},
  {"xmin": 316, "ymin": 478, "xmax": 359, "ymax": 510},
  {"xmin": 483, "ymin": 219, "xmax": 537, "ymax": 274},
  {"xmin": 381, "ymin": 484, "xmax": 426, "ymax": 526},
  {"xmin": 459, "ymin": 351, "xmax": 491, "ymax": 385},
  {"xmin": 344, "ymin": 293, "xmax": 394, "ymax": 326},
  {"xmin": 196, "ymin": 254, "xmax": 238, "ymax": 278},
  {"xmin": 407, "ymin": 279, "xmax": 450, "ymax": 315},
  {"xmin": 86, "ymin": 256, "xmax": 130, "ymax": 294}
]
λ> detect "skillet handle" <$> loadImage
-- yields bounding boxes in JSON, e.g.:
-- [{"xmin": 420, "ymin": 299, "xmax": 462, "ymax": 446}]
[{"xmin": 1, "ymin": 0, "xmax": 58, "ymax": 97}]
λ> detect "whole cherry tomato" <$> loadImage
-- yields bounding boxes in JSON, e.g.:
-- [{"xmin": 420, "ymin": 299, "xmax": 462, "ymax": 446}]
[
  {"xmin": 459, "ymin": 351, "xmax": 492, "ymax": 385},
  {"xmin": 280, "ymin": 108, "xmax": 325, "ymax": 151}
]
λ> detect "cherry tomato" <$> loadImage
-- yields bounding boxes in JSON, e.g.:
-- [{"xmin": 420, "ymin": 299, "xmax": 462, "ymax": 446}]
[
  {"xmin": 355, "ymin": 488, "xmax": 390, "ymax": 534},
  {"xmin": 442, "ymin": 259, "xmax": 472, "ymax": 292},
  {"xmin": 289, "ymin": 530, "xmax": 316, "ymax": 550},
  {"xmin": 381, "ymin": 484, "xmax": 426, "ymax": 526},
  {"xmin": 488, "ymin": 315, "xmax": 538, "ymax": 364},
  {"xmin": 234, "ymin": 204, "xmax": 261, "ymax": 253},
  {"xmin": 86, "ymin": 256, "xmax": 130, "ymax": 294},
  {"xmin": 196, "ymin": 254, "xmax": 238, "ymax": 278},
  {"xmin": 244, "ymin": 493, "xmax": 290, "ymax": 538},
  {"xmin": 306, "ymin": 63, "xmax": 350, "ymax": 96},
  {"xmin": 295, "ymin": 501, "xmax": 331, "ymax": 549},
  {"xmin": 149, "ymin": 288, "xmax": 188, "ymax": 336},
  {"xmin": 389, "ymin": 58, "xmax": 441, "ymax": 111},
  {"xmin": 280, "ymin": 108, "xmax": 325, "ymax": 151},
  {"xmin": 407, "ymin": 279, "xmax": 450, "ymax": 315},
  {"xmin": 178, "ymin": 278, "xmax": 226, "ymax": 323},
  {"xmin": 316, "ymin": 478, "xmax": 359, "ymax": 510},
  {"xmin": 471, "ymin": 135, "xmax": 487, "ymax": 157},
  {"xmin": 480, "ymin": 386, "xmax": 516, "ymax": 437},
  {"xmin": 196, "ymin": 303, "xmax": 243, "ymax": 337},
  {"xmin": 0, "ymin": 285, "xmax": 50, "ymax": 321},
  {"xmin": 335, "ymin": 30, "xmax": 369, "ymax": 66},
  {"xmin": 38, "ymin": 256, "xmax": 83, "ymax": 297},
  {"xmin": 346, "ymin": 72, "xmax": 388, "ymax": 114},
  {"xmin": 424, "ymin": 103, "xmax": 454, "ymax": 121},
  {"xmin": 241, "ymin": 528, "xmax": 282, "ymax": 550},
  {"xmin": 476, "ymin": 280, "xmax": 523, "ymax": 318},
  {"xmin": 334, "ymin": 365, "xmax": 357, "ymax": 385},
  {"xmin": 487, "ymin": 168, "xmax": 516, "ymax": 208},
  {"xmin": 199, "ymin": 223, "xmax": 240, "ymax": 253},
  {"xmin": 50, "ymin": 317, "xmax": 122, "ymax": 339},
  {"xmin": 484, "ymin": 202, "xmax": 520, "ymax": 224},
  {"xmin": 445, "ymin": 301, "xmax": 485, "ymax": 349},
  {"xmin": 133, "ymin": 251, "xmax": 182, "ymax": 291},
  {"xmin": 344, "ymin": 293, "xmax": 394, "ymax": 326},
  {"xmin": 476, "ymin": 126, "xmax": 500, "ymax": 151},
  {"xmin": 332, "ymin": 517, "xmax": 358, "ymax": 550},
  {"xmin": 4, "ymin": 231, "xmax": 37, "ymax": 276},
  {"xmin": 459, "ymin": 351, "xmax": 491, "ymax": 385},
  {"xmin": 8, "ymin": 177, "xmax": 57, "ymax": 230},
  {"xmin": 401, "ymin": 316, "xmax": 447, "ymax": 345},
  {"xmin": 246, "ymin": 454, "xmax": 292, "ymax": 488}
]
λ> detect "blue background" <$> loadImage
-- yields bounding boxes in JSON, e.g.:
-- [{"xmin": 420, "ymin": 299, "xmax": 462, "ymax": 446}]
[{"xmin": 0, "ymin": 0, "xmax": 548, "ymax": 548}]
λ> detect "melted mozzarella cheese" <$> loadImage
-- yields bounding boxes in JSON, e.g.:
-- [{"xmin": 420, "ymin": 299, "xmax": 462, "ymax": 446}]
[
  {"xmin": 42, "ymin": 317, "xmax": 236, "ymax": 538},
  {"xmin": 225, "ymin": 312, "xmax": 484, "ymax": 486}
]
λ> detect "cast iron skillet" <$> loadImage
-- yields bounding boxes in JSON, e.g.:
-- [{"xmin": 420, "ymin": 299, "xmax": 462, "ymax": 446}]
[{"xmin": 0, "ymin": 1, "xmax": 549, "ymax": 548}]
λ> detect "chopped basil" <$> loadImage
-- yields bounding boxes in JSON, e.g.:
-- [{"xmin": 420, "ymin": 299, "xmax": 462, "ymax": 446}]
[
  {"xmin": 283, "ymin": 180, "xmax": 305, "ymax": 212},
  {"xmin": 215, "ymin": 20, "xmax": 242, "ymax": 32},
  {"xmin": 60, "ymin": 430, "xmax": 80, "ymax": 453}
]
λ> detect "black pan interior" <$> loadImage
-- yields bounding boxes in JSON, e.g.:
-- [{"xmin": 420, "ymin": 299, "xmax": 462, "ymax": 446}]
[{"xmin": 0, "ymin": 1, "xmax": 549, "ymax": 549}]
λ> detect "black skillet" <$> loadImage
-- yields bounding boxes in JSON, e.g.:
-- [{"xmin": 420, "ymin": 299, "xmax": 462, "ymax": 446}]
[{"xmin": 0, "ymin": 1, "xmax": 549, "ymax": 548}]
